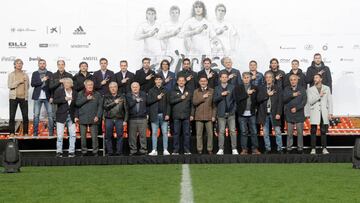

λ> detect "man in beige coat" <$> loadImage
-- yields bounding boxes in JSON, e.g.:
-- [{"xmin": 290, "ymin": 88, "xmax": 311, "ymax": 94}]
[
  {"xmin": 192, "ymin": 75, "xmax": 216, "ymax": 154},
  {"xmin": 8, "ymin": 59, "xmax": 29, "ymax": 136},
  {"xmin": 307, "ymin": 74, "xmax": 333, "ymax": 155}
]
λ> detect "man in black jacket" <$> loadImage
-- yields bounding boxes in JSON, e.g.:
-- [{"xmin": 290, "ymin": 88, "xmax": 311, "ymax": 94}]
[
  {"xmin": 284, "ymin": 59, "xmax": 306, "ymax": 89},
  {"xmin": 236, "ymin": 72, "xmax": 261, "ymax": 155},
  {"xmin": 283, "ymin": 74, "xmax": 307, "ymax": 153},
  {"xmin": 73, "ymin": 61, "xmax": 94, "ymax": 92},
  {"xmin": 257, "ymin": 71, "xmax": 283, "ymax": 154},
  {"xmin": 147, "ymin": 75, "xmax": 171, "ymax": 156},
  {"xmin": 134, "ymin": 57, "xmax": 155, "ymax": 93},
  {"xmin": 177, "ymin": 58, "xmax": 198, "ymax": 94},
  {"xmin": 112, "ymin": 60, "xmax": 135, "ymax": 95},
  {"xmin": 31, "ymin": 59, "xmax": 54, "ymax": 137},
  {"xmin": 126, "ymin": 82, "xmax": 148, "ymax": 155},
  {"xmin": 170, "ymin": 76, "xmax": 192, "ymax": 155},
  {"xmin": 267, "ymin": 58, "xmax": 286, "ymax": 89},
  {"xmin": 75, "ymin": 79, "xmax": 103, "ymax": 156},
  {"xmin": 306, "ymin": 53, "xmax": 332, "ymax": 92},
  {"xmin": 103, "ymin": 82, "xmax": 128, "ymax": 156},
  {"xmin": 197, "ymin": 58, "xmax": 218, "ymax": 89},
  {"xmin": 49, "ymin": 59, "xmax": 73, "ymax": 125},
  {"xmin": 53, "ymin": 78, "xmax": 77, "ymax": 158}
]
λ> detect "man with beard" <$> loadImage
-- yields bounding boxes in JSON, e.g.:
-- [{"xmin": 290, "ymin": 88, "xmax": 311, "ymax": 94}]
[{"xmin": 306, "ymin": 53, "xmax": 332, "ymax": 92}]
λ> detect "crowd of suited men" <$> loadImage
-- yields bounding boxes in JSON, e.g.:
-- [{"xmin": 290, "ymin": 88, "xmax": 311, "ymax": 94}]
[{"xmin": 7, "ymin": 53, "xmax": 333, "ymax": 157}]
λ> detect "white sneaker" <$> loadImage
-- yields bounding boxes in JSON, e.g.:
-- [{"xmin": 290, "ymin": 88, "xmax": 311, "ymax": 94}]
[
  {"xmin": 149, "ymin": 150, "xmax": 157, "ymax": 156},
  {"xmin": 322, "ymin": 148, "xmax": 329, "ymax": 155},
  {"xmin": 172, "ymin": 152, "xmax": 179, "ymax": 155},
  {"xmin": 216, "ymin": 149, "xmax": 224, "ymax": 155},
  {"xmin": 310, "ymin": 149, "xmax": 316, "ymax": 155},
  {"xmin": 163, "ymin": 150, "xmax": 170, "ymax": 156},
  {"xmin": 232, "ymin": 149, "xmax": 239, "ymax": 155},
  {"xmin": 184, "ymin": 152, "xmax": 191, "ymax": 155}
]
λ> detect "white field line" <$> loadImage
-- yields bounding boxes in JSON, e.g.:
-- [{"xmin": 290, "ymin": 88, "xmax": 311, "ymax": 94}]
[{"xmin": 180, "ymin": 164, "xmax": 194, "ymax": 203}]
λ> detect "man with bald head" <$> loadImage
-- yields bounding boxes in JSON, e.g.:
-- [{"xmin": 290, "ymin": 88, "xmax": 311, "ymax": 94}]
[{"xmin": 126, "ymin": 82, "xmax": 148, "ymax": 155}]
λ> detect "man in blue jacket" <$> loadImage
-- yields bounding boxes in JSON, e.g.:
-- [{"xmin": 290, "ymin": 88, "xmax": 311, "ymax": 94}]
[{"xmin": 31, "ymin": 59, "xmax": 54, "ymax": 137}]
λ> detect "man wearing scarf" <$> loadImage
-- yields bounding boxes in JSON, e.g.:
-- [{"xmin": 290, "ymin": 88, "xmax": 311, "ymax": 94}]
[{"xmin": 31, "ymin": 59, "xmax": 54, "ymax": 137}]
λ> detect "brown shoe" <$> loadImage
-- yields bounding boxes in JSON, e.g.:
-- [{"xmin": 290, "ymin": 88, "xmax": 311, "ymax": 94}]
[
  {"xmin": 252, "ymin": 149, "xmax": 261, "ymax": 155},
  {"xmin": 240, "ymin": 149, "xmax": 248, "ymax": 155}
]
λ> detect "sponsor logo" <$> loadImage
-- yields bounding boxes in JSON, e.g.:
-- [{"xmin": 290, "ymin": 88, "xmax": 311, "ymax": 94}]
[
  {"xmin": 53, "ymin": 56, "xmax": 71, "ymax": 62},
  {"xmin": 8, "ymin": 42, "xmax": 27, "ymax": 49},
  {"xmin": 70, "ymin": 43, "xmax": 91, "ymax": 48},
  {"xmin": 82, "ymin": 56, "xmax": 98, "ymax": 61},
  {"xmin": 337, "ymin": 45, "xmax": 344, "ymax": 49},
  {"xmin": 1, "ymin": 56, "xmax": 16, "ymax": 62},
  {"xmin": 279, "ymin": 58, "xmax": 291, "ymax": 63},
  {"xmin": 323, "ymin": 58, "xmax": 331, "ymax": 64},
  {"xmin": 340, "ymin": 58, "xmax": 354, "ymax": 62},
  {"xmin": 304, "ymin": 44, "xmax": 314, "ymax": 50},
  {"xmin": 39, "ymin": 43, "xmax": 59, "ymax": 48},
  {"xmin": 10, "ymin": 27, "xmax": 36, "ymax": 32},
  {"xmin": 73, "ymin": 26, "xmax": 86, "ymax": 35},
  {"xmin": 322, "ymin": 44, "xmax": 328, "ymax": 51},
  {"xmin": 46, "ymin": 26, "xmax": 61, "ymax": 34},
  {"xmin": 300, "ymin": 58, "xmax": 309, "ymax": 63},
  {"xmin": 29, "ymin": 56, "xmax": 41, "ymax": 62},
  {"xmin": 353, "ymin": 44, "xmax": 360, "ymax": 50},
  {"xmin": 279, "ymin": 46, "xmax": 296, "ymax": 50}
]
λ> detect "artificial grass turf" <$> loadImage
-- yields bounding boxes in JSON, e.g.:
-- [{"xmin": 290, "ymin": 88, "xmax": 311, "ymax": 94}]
[
  {"xmin": 0, "ymin": 165, "xmax": 182, "ymax": 203},
  {"xmin": 190, "ymin": 163, "xmax": 360, "ymax": 203}
]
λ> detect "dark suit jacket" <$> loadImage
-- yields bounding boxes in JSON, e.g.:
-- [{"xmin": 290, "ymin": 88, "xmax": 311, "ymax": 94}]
[
  {"xmin": 147, "ymin": 86, "xmax": 170, "ymax": 122},
  {"xmin": 49, "ymin": 70, "xmax": 73, "ymax": 98},
  {"xmin": 93, "ymin": 69, "xmax": 114, "ymax": 95},
  {"xmin": 75, "ymin": 90, "xmax": 103, "ymax": 124},
  {"xmin": 134, "ymin": 68, "xmax": 155, "ymax": 93},
  {"xmin": 256, "ymin": 84, "xmax": 283, "ymax": 126},
  {"xmin": 31, "ymin": 70, "xmax": 53, "ymax": 100},
  {"xmin": 112, "ymin": 71, "xmax": 135, "ymax": 95},
  {"xmin": 53, "ymin": 88, "xmax": 77, "ymax": 123},
  {"xmin": 73, "ymin": 71, "xmax": 94, "ymax": 92}
]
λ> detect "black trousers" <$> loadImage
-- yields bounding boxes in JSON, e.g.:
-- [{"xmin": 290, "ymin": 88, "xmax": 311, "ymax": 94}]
[
  {"xmin": 310, "ymin": 117, "xmax": 328, "ymax": 149},
  {"xmin": 9, "ymin": 98, "xmax": 29, "ymax": 134}
]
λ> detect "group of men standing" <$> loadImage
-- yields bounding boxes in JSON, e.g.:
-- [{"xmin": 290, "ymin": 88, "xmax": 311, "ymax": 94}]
[{"xmin": 8, "ymin": 53, "xmax": 333, "ymax": 157}]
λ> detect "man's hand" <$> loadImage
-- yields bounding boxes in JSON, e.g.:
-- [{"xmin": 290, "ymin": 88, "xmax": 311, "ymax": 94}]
[
  {"xmin": 101, "ymin": 78, "xmax": 109, "ymax": 85},
  {"xmin": 291, "ymin": 107, "xmax": 296, "ymax": 113},
  {"xmin": 42, "ymin": 76, "xmax": 49, "ymax": 82},
  {"xmin": 121, "ymin": 77, "xmax": 129, "ymax": 84},
  {"xmin": 87, "ymin": 95, "xmax": 93, "ymax": 100},
  {"xmin": 145, "ymin": 74, "xmax": 154, "ymax": 80},
  {"xmin": 190, "ymin": 116, "xmax": 194, "ymax": 121},
  {"xmin": 318, "ymin": 70, "xmax": 325, "ymax": 75},
  {"xmin": 267, "ymin": 90, "xmax": 275, "ymax": 96},
  {"xmin": 94, "ymin": 116, "xmax": 99, "ymax": 123},
  {"xmin": 181, "ymin": 95, "xmax": 186, "ymax": 100},
  {"xmin": 157, "ymin": 93, "xmax": 164, "ymax": 100},
  {"xmin": 293, "ymin": 91, "xmax": 301, "ymax": 97},
  {"xmin": 320, "ymin": 91, "xmax": 326, "ymax": 97},
  {"xmin": 59, "ymin": 78, "xmax": 65, "ymax": 83},
  {"xmin": 186, "ymin": 75, "xmax": 193, "ymax": 81},
  {"xmin": 208, "ymin": 72, "xmax": 214, "ymax": 79},
  {"xmin": 136, "ymin": 98, "xmax": 142, "ymax": 102},
  {"xmin": 165, "ymin": 115, "xmax": 170, "ymax": 121},
  {"xmin": 65, "ymin": 96, "xmax": 72, "ymax": 101},
  {"xmin": 228, "ymin": 73, "xmax": 235, "ymax": 79},
  {"xmin": 275, "ymin": 74, "xmax": 282, "ymax": 81},
  {"xmin": 247, "ymin": 89, "xmax": 255, "ymax": 95},
  {"xmin": 203, "ymin": 93, "xmax": 209, "ymax": 98},
  {"xmin": 221, "ymin": 91, "xmax": 228, "ymax": 96},
  {"xmin": 165, "ymin": 77, "xmax": 172, "ymax": 83},
  {"xmin": 114, "ymin": 98, "xmax": 121, "ymax": 104},
  {"xmin": 275, "ymin": 114, "xmax": 281, "ymax": 120}
]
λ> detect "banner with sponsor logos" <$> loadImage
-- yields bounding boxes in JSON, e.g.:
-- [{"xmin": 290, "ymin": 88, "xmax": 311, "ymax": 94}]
[{"xmin": 0, "ymin": 0, "xmax": 359, "ymax": 119}]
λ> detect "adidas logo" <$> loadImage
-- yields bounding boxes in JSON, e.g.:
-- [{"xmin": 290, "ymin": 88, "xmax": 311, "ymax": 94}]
[{"xmin": 73, "ymin": 26, "xmax": 86, "ymax": 35}]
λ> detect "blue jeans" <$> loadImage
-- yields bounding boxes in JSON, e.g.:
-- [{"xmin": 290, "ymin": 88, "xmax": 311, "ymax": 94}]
[
  {"xmin": 239, "ymin": 115, "xmax": 259, "ymax": 150},
  {"xmin": 173, "ymin": 119, "xmax": 190, "ymax": 153},
  {"xmin": 151, "ymin": 113, "xmax": 168, "ymax": 151},
  {"xmin": 56, "ymin": 114, "xmax": 76, "ymax": 153},
  {"xmin": 105, "ymin": 118, "xmax": 124, "ymax": 154},
  {"xmin": 33, "ymin": 99, "xmax": 54, "ymax": 136},
  {"xmin": 263, "ymin": 114, "xmax": 283, "ymax": 151}
]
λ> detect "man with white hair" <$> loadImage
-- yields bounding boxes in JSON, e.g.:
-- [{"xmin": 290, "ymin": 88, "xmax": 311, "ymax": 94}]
[
  {"xmin": 103, "ymin": 82, "xmax": 128, "ymax": 156},
  {"xmin": 126, "ymin": 82, "xmax": 148, "ymax": 155},
  {"xmin": 53, "ymin": 78, "xmax": 77, "ymax": 158},
  {"xmin": 75, "ymin": 79, "xmax": 103, "ymax": 157}
]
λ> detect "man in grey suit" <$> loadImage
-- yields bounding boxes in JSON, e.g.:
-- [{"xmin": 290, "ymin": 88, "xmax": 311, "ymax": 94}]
[
  {"xmin": 75, "ymin": 79, "xmax": 103, "ymax": 156},
  {"xmin": 307, "ymin": 74, "xmax": 333, "ymax": 155}
]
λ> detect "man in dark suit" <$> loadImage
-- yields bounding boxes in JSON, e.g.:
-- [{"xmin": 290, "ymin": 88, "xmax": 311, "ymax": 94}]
[
  {"xmin": 93, "ymin": 58, "xmax": 114, "ymax": 96},
  {"xmin": 134, "ymin": 57, "xmax": 155, "ymax": 93},
  {"xmin": 177, "ymin": 58, "xmax": 197, "ymax": 94},
  {"xmin": 158, "ymin": 59, "xmax": 176, "ymax": 92},
  {"xmin": 197, "ymin": 58, "xmax": 218, "ymax": 89},
  {"xmin": 112, "ymin": 60, "xmax": 135, "ymax": 95},
  {"xmin": 53, "ymin": 78, "xmax": 77, "ymax": 158},
  {"xmin": 31, "ymin": 59, "xmax": 54, "ymax": 137},
  {"xmin": 73, "ymin": 61, "xmax": 94, "ymax": 92}
]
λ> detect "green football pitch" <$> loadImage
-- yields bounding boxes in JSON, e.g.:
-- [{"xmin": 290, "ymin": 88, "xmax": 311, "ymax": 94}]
[{"xmin": 0, "ymin": 163, "xmax": 359, "ymax": 203}]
